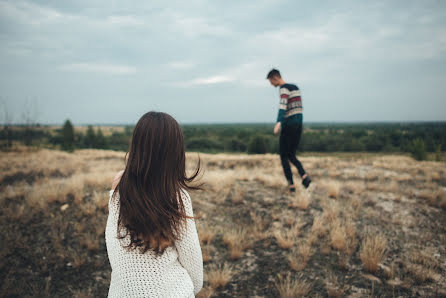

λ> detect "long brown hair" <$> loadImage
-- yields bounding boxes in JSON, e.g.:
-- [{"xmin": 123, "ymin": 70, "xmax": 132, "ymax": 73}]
[{"xmin": 113, "ymin": 111, "xmax": 201, "ymax": 254}]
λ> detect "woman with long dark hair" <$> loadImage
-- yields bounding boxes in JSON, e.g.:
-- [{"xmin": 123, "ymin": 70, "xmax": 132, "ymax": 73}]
[{"xmin": 105, "ymin": 111, "xmax": 203, "ymax": 297}]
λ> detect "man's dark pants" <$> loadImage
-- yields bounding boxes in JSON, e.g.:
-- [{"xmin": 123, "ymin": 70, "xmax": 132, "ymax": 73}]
[{"xmin": 279, "ymin": 123, "xmax": 306, "ymax": 185}]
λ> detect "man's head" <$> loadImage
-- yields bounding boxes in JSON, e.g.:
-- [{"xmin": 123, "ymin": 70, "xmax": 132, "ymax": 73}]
[{"xmin": 266, "ymin": 68, "xmax": 283, "ymax": 87}]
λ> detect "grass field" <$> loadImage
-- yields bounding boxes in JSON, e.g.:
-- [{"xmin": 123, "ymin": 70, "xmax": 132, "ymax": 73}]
[{"xmin": 1, "ymin": 148, "xmax": 445, "ymax": 297}]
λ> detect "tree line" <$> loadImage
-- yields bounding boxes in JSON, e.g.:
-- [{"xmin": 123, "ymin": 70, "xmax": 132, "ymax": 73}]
[{"xmin": 1, "ymin": 120, "xmax": 445, "ymax": 161}]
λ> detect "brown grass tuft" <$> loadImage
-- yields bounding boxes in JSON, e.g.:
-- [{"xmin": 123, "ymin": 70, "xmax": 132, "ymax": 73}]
[
  {"xmin": 207, "ymin": 263, "xmax": 234, "ymax": 289},
  {"xmin": 250, "ymin": 211, "xmax": 270, "ymax": 240},
  {"xmin": 223, "ymin": 228, "xmax": 251, "ymax": 259},
  {"xmin": 288, "ymin": 241, "xmax": 314, "ymax": 271},
  {"xmin": 289, "ymin": 191, "xmax": 311, "ymax": 210},
  {"xmin": 311, "ymin": 215, "xmax": 327, "ymax": 238},
  {"xmin": 329, "ymin": 220, "xmax": 347, "ymax": 252},
  {"xmin": 405, "ymin": 250, "xmax": 441, "ymax": 283},
  {"xmin": 321, "ymin": 201, "xmax": 340, "ymax": 224},
  {"xmin": 327, "ymin": 181, "xmax": 341, "ymax": 198},
  {"xmin": 360, "ymin": 233, "xmax": 387, "ymax": 273},
  {"xmin": 275, "ymin": 222, "xmax": 302, "ymax": 250},
  {"xmin": 198, "ymin": 224, "xmax": 217, "ymax": 245},
  {"xmin": 196, "ymin": 287, "xmax": 214, "ymax": 298},
  {"xmin": 91, "ymin": 190, "xmax": 109, "ymax": 210},
  {"xmin": 275, "ymin": 273, "xmax": 311, "ymax": 297}
]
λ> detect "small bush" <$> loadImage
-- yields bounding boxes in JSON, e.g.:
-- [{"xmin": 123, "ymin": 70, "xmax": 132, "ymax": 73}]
[
  {"xmin": 409, "ymin": 138, "xmax": 427, "ymax": 161},
  {"xmin": 248, "ymin": 135, "xmax": 268, "ymax": 154}
]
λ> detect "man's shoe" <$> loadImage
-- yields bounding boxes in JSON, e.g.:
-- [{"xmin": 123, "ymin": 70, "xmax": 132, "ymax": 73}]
[{"xmin": 302, "ymin": 176, "xmax": 311, "ymax": 189}]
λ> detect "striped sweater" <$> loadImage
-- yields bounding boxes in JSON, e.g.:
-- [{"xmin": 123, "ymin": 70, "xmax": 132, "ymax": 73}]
[{"xmin": 277, "ymin": 83, "xmax": 303, "ymax": 126}]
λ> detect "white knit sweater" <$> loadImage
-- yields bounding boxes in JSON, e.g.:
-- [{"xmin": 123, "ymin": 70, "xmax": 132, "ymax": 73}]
[{"xmin": 105, "ymin": 189, "xmax": 203, "ymax": 298}]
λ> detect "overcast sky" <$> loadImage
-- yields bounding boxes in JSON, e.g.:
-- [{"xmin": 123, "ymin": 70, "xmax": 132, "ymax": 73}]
[{"xmin": 1, "ymin": 0, "xmax": 445, "ymax": 124}]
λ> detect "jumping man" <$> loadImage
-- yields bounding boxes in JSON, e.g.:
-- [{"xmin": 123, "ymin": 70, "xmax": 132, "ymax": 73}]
[{"xmin": 267, "ymin": 68, "xmax": 311, "ymax": 192}]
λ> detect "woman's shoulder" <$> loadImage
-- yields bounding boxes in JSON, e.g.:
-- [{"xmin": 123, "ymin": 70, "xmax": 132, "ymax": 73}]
[
  {"xmin": 179, "ymin": 189, "xmax": 191, "ymax": 202},
  {"xmin": 111, "ymin": 170, "xmax": 124, "ymax": 190}
]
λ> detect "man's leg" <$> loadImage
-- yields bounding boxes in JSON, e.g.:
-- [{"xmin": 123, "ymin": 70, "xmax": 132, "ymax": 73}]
[
  {"xmin": 287, "ymin": 123, "xmax": 307, "ymax": 177},
  {"xmin": 279, "ymin": 128, "xmax": 294, "ymax": 185}
]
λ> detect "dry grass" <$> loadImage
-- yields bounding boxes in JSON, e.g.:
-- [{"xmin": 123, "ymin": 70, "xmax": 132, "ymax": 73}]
[
  {"xmin": 288, "ymin": 241, "xmax": 314, "ymax": 271},
  {"xmin": 343, "ymin": 181, "xmax": 365, "ymax": 194},
  {"xmin": 230, "ymin": 186, "xmax": 245, "ymax": 204},
  {"xmin": 207, "ymin": 263, "xmax": 234, "ymax": 289},
  {"xmin": 311, "ymin": 215, "xmax": 327, "ymax": 238},
  {"xmin": 254, "ymin": 172, "xmax": 286, "ymax": 189},
  {"xmin": 80, "ymin": 232, "xmax": 100, "ymax": 252},
  {"xmin": 360, "ymin": 233, "xmax": 387, "ymax": 273},
  {"xmin": 202, "ymin": 170, "xmax": 235, "ymax": 198},
  {"xmin": 275, "ymin": 222, "xmax": 302, "ymax": 250},
  {"xmin": 418, "ymin": 189, "xmax": 446, "ymax": 209},
  {"xmin": 326, "ymin": 181, "xmax": 341, "ymax": 198},
  {"xmin": 202, "ymin": 244, "xmax": 212, "ymax": 263},
  {"xmin": 289, "ymin": 190, "xmax": 311, "ymax": 210},
  {"xmin": 2, "ymin": 148, "xmax": 446, "ymax": 296},
  {"xmin": 2, "ymin": 203, "xmax": 26, "ymax": 221},
  {"xmin": 405, "ymin": 250, "xmax": 441, "ymax": 283},
  {"xmin": 223, "ymin": 228, "xmax": 251, "ymax": 259},
  {"xmin": 250, "ymin": 211, "xmax": 270, "ymax": 240},
  {"xmin": 275, "ymin": 229, "xmax": 295, "ymax": 249},
  {"xmin": 329, "ymin": 220, "xmax": 348, "ymax": 252},
  {"xmin": 198, "ymin": 224, "xmax": 217, "ymax": 245},
  {"xmin": 275, "ymin": 273, "xmax": 311, "ymax": 297},
  {"xmin": 91, "ymin": 190, "xmax": 109, "ymax": 210},
  {"xmin": 196, "ymin": 287, "xmax": 214, "ymax": 298},
  {"xmin": 349, "ymin": 197, "xmax": 363, "ymax": 218},
  {"xmin": 321, "ymin": 200, "xmax": 340, "ymax": 224},
  {"xmin": 325, "ymin": 274, "xmax": 347, "ymax": 298}
]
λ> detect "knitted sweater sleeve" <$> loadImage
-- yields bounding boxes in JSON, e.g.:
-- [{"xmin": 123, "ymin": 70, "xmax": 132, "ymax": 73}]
[
  {"xmin": 176, "ymin": 190, "xmax": 203, "ymax": 295},
  {"xmin": 277, "ymin": 86, "xmax": 289, "ymax": 124}
]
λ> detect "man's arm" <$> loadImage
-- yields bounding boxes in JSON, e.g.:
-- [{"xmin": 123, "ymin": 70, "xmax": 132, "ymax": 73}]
[{"xmin": 275, "ymin": 87, "xmax": 289, "ymax": 134}]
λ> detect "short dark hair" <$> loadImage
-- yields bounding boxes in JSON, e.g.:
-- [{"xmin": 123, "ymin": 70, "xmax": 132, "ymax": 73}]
[{"xmin": 266, "ymin": 68, "xmax": 281, "ymax": 79}]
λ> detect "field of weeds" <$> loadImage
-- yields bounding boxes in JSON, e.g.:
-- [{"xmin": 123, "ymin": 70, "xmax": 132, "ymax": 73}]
[{"xmin": 1, "ymin": 148, "xmax": 446, "ymax": 297}]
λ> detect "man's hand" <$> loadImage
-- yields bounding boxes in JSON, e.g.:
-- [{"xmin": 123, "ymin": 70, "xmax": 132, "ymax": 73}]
[{"xmin": 274, "ymin": 122, "xmax": 281, "ymax": 135}]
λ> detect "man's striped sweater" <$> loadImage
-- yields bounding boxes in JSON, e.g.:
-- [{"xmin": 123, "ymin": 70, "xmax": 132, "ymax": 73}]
[{"xmin": 277, "ymin": 83, "xmax": 303, "ymax": 126}]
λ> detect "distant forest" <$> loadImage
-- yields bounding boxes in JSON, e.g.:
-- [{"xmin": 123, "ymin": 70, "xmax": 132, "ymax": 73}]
[{"xmin": 1, "ymin": 122, "xmax": 445, "ymax": 160}]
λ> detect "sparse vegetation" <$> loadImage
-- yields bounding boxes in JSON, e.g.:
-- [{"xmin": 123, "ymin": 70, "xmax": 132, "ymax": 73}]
[
  {"xmin": 223, "ymin": 228, "xmax": 252, "ymax": 260},
  {"xmin": 360, "ymin": 233, "xmax": 387, "ymax": 273},
  {"xmin": 207, "ymin": 263, "xmax": 234, "ymax": 289},
  {"xmin": 275, "ymin": 273, "xmax": 311, "ymax": 297},
  {"xmin": 1, "ymin": 148, "xmax": 445, "ymax": 296}
]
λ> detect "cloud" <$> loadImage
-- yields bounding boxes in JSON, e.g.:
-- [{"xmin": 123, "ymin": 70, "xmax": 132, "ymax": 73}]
[
  {"xmin": 0, "ymin": 1, "xmax": 63, "ymax": 25},
  {"xmin": 167, "ymin": 14, "xmax": 232, "ymax": 38},
  {"xmin": 60, "ymin": 63, "xmax": 137, "ymax": 75},
  {"xmin": 105, "ymin": 15, "xmax": 144, "ymax": 26},
  {"xmin": 176, "ymin": 75, "xmax": 234, "ymax": 87}
]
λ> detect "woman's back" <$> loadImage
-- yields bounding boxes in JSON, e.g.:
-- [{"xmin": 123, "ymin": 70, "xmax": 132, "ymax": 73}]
[
  {"xmin": 105, "ymin": 189, "xmax": 202, "ymax": 298},
  {"xmin": 104, "ymin": 111, "xmax": 203, "ymax": 297}
]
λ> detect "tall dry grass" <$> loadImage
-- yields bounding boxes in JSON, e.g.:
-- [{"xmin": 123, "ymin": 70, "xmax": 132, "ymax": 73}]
[
  {"xmin": 223, "ymin": 228, "xmax": 252, "ymax": 260},
  {"xmin": 360, "ymin": 233, "xmax": 387, "ymax": 273},
  {"xmin": 275, "ymin": 273, "xmax": 311, "ymax": 298},
  {"xmin": 207, "ymin": 263, "xmax": 234, "ymax": 289}
]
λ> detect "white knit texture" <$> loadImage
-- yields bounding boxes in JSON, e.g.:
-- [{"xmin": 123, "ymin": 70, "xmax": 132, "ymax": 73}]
[{"xmin": 105, "ymin": 189, "xmax": 203, "ymax": 298}]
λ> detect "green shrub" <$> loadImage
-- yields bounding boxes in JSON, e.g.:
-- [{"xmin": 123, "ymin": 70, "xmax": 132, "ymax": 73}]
[
  {"xmin": 409, "ymin": 138, "xmax": 427, "ymax": 161},
  {"xmin": 61, "ymin": 119, "xmax": 75, "ymax": 152},
  {"xmin": 435, "ymin": 144, "xmax": 442, "ymax": 161},
  {"xmin": 248, "ymin": 135, "xmax": 268, "ymax": 154}
]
